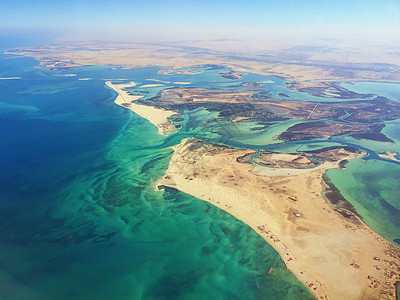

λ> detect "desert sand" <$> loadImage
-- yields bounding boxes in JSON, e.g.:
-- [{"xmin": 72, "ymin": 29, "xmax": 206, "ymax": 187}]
[
  {"xmin": 157, "ymin": 138, "xmax": 400, "ymax": 300},
  {"xmin": 105, "ymin": 81, "xmax": 177, "ymax": 135},
  {"xmin": 9, "ymin": 42, "xmax": 400, "ymax": 86}
]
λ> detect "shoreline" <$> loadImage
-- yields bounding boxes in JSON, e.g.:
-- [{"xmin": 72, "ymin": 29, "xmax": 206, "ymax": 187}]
[
  {"xmin": 157, "ymin": 138, "xmax": 400, "ymax": 299},
  {"xmin": 9, "ymin": 44, "xmax": 400, "ymax": 87},
  {"xmin": 105, "ymin": 81, "xmax": 178, "ymax": 135}
]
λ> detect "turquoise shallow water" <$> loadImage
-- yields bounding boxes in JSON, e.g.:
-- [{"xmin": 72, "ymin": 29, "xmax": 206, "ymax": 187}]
[
  {"xmin": 2, "ymin": 44, "xmax": 400, "ymax": 299},
  {"xmin": 0, "ymin": 52, "xmax": 313, "ymax": 299},
  {"xmin": 326, "ymin": 158, "xmax": 400, "ymax": 242},
  {"xmin": 341, "ymin": 82, "xmax": 400, "ymax": 102}
]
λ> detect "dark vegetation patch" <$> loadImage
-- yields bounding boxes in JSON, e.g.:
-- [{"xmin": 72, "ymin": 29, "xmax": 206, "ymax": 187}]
[
  {"xmin": 339, "ymin": 159, "xmax": 349, "ymax": 168},
  {"xmin": 322, "ymin": 173, "xmax": 362, "ymax": 224},
  {"xmin": 172, "ymin": 117, "xmax": 184, "ymax": 122},
  {"xmin": 350, "ymin": 124, "xmax": 394, "ymax": 143},
  {"xmin": 297, "ymin": 83, "xmax": 372, "ymax": 99}
]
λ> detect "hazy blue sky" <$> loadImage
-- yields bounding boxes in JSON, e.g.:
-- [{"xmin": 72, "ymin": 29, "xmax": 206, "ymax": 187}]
[
  {"xmin": 0, "ymin": 0, "xmax": 399, "ymax": 44},
  {"xmin": 1, "ymin": 0, "xmax": 399, "ymax": 28}
]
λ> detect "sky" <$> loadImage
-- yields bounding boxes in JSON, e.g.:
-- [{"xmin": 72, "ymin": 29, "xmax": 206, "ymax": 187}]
[{"xmin": 0, "ymin": 0, "xmax": 399, "ymax": 42}]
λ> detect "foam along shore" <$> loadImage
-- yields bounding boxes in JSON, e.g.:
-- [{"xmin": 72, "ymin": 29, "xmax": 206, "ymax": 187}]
[
  {"xmin": 105, "ymin": 81, "xmax": 177, "ymax": 135},
  {"xmin": 157, "ymin": 138, "xmax": 400, "ymax": 300}
]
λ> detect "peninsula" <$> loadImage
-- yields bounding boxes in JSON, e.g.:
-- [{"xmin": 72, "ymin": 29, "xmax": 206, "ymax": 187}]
[
  {"xmin": 157, "ymin": 138, "xmax": 400, "ymax": 300},
  {"xmin": 105, "ymin": 81, "xmax": 177, "ymax": 135}
]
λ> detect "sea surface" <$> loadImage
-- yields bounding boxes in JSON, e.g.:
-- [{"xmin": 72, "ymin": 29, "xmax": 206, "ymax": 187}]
[
  {"xmin": 1, "ymin": 45, "xmax": 400, "ymax": 300},
  {"xmin": 0, "ymin": 52, "xmax": 313, "ymax": 299}
]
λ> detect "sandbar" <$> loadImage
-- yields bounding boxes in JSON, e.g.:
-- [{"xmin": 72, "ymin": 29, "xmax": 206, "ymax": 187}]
[
  {"xmin": 139, "ymin": 84, "xmax": 164, "ymax": 88},
  {"xmin": 377, "ymin": 152, "xmax": 400, "ymax": 163},
  {"xmin": 146, "ymin": 79, "xmax": 170, "ymax": 84},
  {"xmin": 157, "ymin": 138, "xmax": 400, "ymax": 300},
  {"xmin": 173, "ymin": 82, "xmax": 192, "ymax": 85},
  {"xmin": 105, "ymin": 81, "xmax": 178, "ymax": 135},
  {"xmin": 55, "ymin": 74, "xmax": 76, "ymax": 77},
  {"xmin": 231, "ymin": 116, "xmax": 251, "ymax": 122}
]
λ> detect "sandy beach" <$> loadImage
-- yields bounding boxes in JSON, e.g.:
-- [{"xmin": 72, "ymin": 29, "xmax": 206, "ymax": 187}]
[
  {"xmin": 157, "ymin": 138, "xmax": 400, "ymax": 300},
  {"xmin": 105, "ymin": 81, "xmax": 178, "ymax": 135}
]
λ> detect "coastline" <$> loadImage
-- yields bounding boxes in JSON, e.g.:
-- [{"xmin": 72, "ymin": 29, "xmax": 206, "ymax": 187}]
[
  {"xmin": 10, "ymin": 44, "xmax": 400, "ymax": 87},
  {"xmin": 105, "ymin": 81, "xmax": 177, "ymax": 135},
  {"xmin": 157, "ymin": 138, "xmax": 400, "ymax": 300}
]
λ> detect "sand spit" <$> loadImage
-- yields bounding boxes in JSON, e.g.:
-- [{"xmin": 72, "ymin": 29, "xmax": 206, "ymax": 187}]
[
  {"xmin": 377, "ymin": 152, "xmax": 400, "ymax": 163},
  {"xmin": 105, "ymin": 81, "xmax": 177, "ymax": 135},
  {"xmin": 231, "ymin": 116, "xmax": 252, "ymax": 123},
  {"xmin": 145, "ymin": 79, "xmax": 171, "ymax": 84},
  {"xmin": 157, "ymin": 138, "xmax": 400, "ymax": 300},
  {"xmin": 139, "ymin": 84, "xmax": 164, "ymax": 88},
  {"xmin": 173, "ymin": 82, "xmax": 192, "ymax": 85}
]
